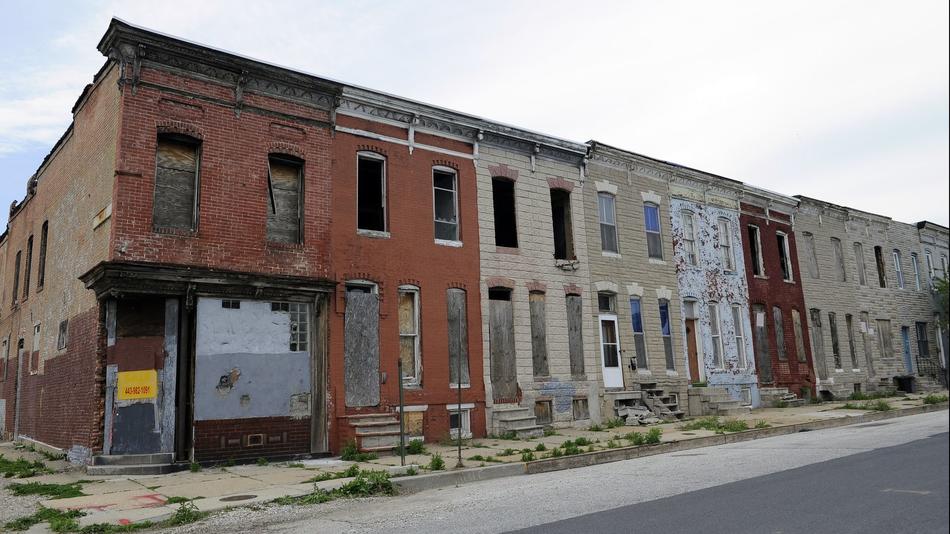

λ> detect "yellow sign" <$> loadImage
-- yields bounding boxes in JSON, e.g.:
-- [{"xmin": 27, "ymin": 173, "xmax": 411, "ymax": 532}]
[{"xmin": 117, "ymin": 370, "xmax": 158, "ymax": 400}]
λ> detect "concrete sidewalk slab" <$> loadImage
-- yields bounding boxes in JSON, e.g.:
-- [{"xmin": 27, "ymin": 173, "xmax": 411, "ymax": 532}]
[
  {"xmin": 43, "ymin": 489, "xmax": 167, "ymax": 512},
  {"xmin": 76, "ymin": 504, "xmax": 178, "ymax": 528},
  {"xmin": 153, "ymin": 475, "xmax": 268, "ymax": 499}
]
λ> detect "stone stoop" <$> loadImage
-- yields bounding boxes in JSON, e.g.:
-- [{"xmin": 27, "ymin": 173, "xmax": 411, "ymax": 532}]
[
  {"xmin": 687, "ymin": 386, "xmax": 752, "ymax": 417},
  {"xmin": 637, "ymin": 382, "xmax": 686, "ymax": 421},
  {"xmin": 347, "ymin": 414, "xmax": 401, "ymax": 453},
  {"xmin": 491, "ymin": 405, "xmax": 544, "ymax": 438},
  {"xmin": 759, "ymin": 387, "xmax": 806, "ymax": 408},
  {"xmin": 86, "ymin": 453, "xmax": 178, "ymax": 476}
]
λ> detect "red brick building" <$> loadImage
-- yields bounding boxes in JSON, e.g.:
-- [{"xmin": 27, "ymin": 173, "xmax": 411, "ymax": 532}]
[{"xmin": 739, "ymin": 196, "xmax": 816, "ymax": 398}]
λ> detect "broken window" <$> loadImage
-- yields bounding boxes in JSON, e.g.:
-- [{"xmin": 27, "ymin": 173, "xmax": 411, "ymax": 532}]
[
  {"xmin": 449, "ymin": 406, "xmax": 472, "ymax": 439},
  {"xmin": 566, "ymin": 294, "xmax": 585, "ymax": 376},
  {"xmin": 733, "ymin": 304, "xmax": 747, "ymax": 368},
  {"xmin": 643, "ymin": 203, "xmax": 663, "ymax": 259},
  {"xmin": 572, "ymin": 398, "xmax": 589, "ymax": 420},
  {"xmin": 854, "ymin": 242, "xmax": 867, "ymax": 286},
  {"xmin": 598, "ymin": 292, "xmax": 616, "ymax": 313},
  {"xmin": 30, "ymin": 324, "xmax": 40, "ymax": 374},
  {"xmin": 748, "ymin": 225, "xmax": 764, "ymax": 276},
  {"xmin": 344, "ymin": 285, "xmax": 380, "ymax": 407},
  {"xmin": 11, "ymin": 250, "xmax": 21, "ymax": 306},
  {"xmin": 718, "ymin": 218, "xmax": 735, "ymax": 272},
  {"xmin": 803, "ymin": 232, "xmax": 820, "ymax": 279},
  {"xmin": 831, "ymin": 238, "xmax": 846, "ymax": 282},
  {"xmin": 550, "ymin": 189, "xmax": 575, "ymax": 260},
  {"xmin": 682, "ymin": 211, "xmax": 698, "ymax": 266},
  {"xmin": 659, "ymin": 299, "xmax": 675, "ymax": 370},
  {"xmin": 876, "ymin": 319, "xmax": 893, "ymax": 359},
  {"xmin": 57, "ymin": 320, "xmax": 68, "ymax": 351},
  {"xmin": 447, "ymin": 288, "xmax": 470, "ymax": 386},
  {"xmin": 911, "ymin": 253, "xmax": 922, "ymax": 290},
  {"xmin": 398, "ymin": 287, "xmax": 421, "ymax": 385},
  {"xmin": 529, "ymin": 291, "xmax": 549, "ymax": 377},
  {"xmin": 23, "ymin": 235, "xmax": 33, "ymax": 300},
  {"xmin": 357, "ymin": 152, "xmax": 386, "ymax": 232},
  {"xmin": 772, "ymin": 306, "xmax": 786, "ymax": 362},
  {"xmin": 709, "ymin": 303, "xmax": 723, "ymax": 368},
  {"xmin": 598, "ymin": 193, "xmax": 619, "ymax": 253},
  {"xmin": 154, "ymin": 135, "xmax": 200, "ymax": 231},
  {"xmin": 433, "ymin": 167, "xmax": 459, "ymax": 241},
  {"xmin": 38, "ymin": 221, "xmax": 48, "ymax": 289},
  {"xmin": 892, "ymin": 250, "xmax": 904, "ymax": 289},
  {"xmin": 925, "ymin": 250, "xmax": 935, "ymax": 285},
  {"xmin": 776, "ymin": 232, "xmax": 792, "ymax": 281},
  {"xmin": 629, "ymin": 297, "xmax": 648, "ymax": 370},
  {"xmin": 810, "ymin": 309, "xmax": 827, "ymax": 378},
  {"xmin": 491, "ymin": 178, "xmax": 518, "ymax": 247},
  {"xmin": 534, "ymin": 400, "xmax": 553, "ymax": 425},
  {"xmin": 874, "ymin": 246, "xmax": 887, "ymax": 288},
  {"xmin": 845, "ymin": 314, "xmax": 858, "ymax": 368},
  {"xmin": 792, "ymin": 309, "xmax": 807, "ymax": 363},
  {"xmin": 829, "ymin": 312, "xmax": 841, "ymax": 369},
  {"xmin": 266, "ymin": 155, "xmax": 303, "ymax": 243}
]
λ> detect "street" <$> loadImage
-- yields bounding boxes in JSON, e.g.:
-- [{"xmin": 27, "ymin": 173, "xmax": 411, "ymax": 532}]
[{"xmin": 168, "ymin": 411, "xmax": 950, "ymax": 534}]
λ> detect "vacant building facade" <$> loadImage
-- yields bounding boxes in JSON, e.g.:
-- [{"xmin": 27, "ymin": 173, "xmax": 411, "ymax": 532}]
[
  {"xmin": 671, "ymin": 174, "xmax": 759, "ymax": 407},
  {"xmin": 476, "ymin": 131, "xmax": 598, "ymax": 432},
  {"xmin": 739, "ymin": 191, "xmax": 816, "ymax": 399},
  {"xmin": 584, "ymin": 142, "xmax": 688, "ymax": 419},
  {"xmin": 916, "ymin": 221, "xmax": 949, "ymax": 383}
]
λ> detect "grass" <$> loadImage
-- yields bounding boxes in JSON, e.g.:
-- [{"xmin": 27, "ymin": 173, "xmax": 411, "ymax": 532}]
[
  {"xmin": 468, "ymin": 455, "xmax": 501, "ymax": 463},
  {"xmin": 542, "ymin": 427, "xmax": 559, "ymax": 437},
  {"xmin": 275, "ymin": 470, "xmax": 395, "ymax": 506},
  {"xmin": 189, "ymin": 462, "xmax": 201, "ymax": 472},
  {"xmin": 534, "ymin": 443, "xmax": 547, "ymax": 452},
  {"xmin": 428, "ymin": 453, "xmax": 445, "ymax": 471},
  {"xmin": 573, "ymin": 437, "xmax": 592, "ymax": 446},
  {"xmin": 286, "ymin": 462, "xmax": 305, "ymax": 468},
  {"xmin": 680, "ymin": 417, "xmax": 749, "ymax": 434},
  {"xmin": 645, "ymin": 428, "xmax": 663, "ymax": 444},
  {"xmin": 0, "ymin": 454, "xmax": 50, "ymax": 478},
  {"xmin": 521, "ymin": 451, "xmax": 535, "ymax": 462},
  {"xmin": 165, "ymin": 502, "xmax": 208, "ymax": 527},
  {"xmin": 754, "ymin": 420, "xmax": 771, "ymax": 429},
  {"xmin": 76, "ymin": 521, "xmax": 155, "ymax": 533},
  {"xmin": 306, "ymin": 464, "xmax": 360, "ymax": 483},
  {"xmin": 849, "ymin": 389, "xmax": 898, "ymax": 401},
  {"xmin": 841, "ymin": 400, "xmax": 892, "ymax": 411},
  {"xmin": 164, "ymin": 496, "xmax": 198, "ymax": 505},
  {"xmin": 624, "ymin": 431, "xmax": 646, "ymax": 446},
  {"xmin": 588, "ymin": 424, "xmax": 603, "ymax": 432},
  {"xmin": 5, "ymin": 501, "xmax": 204, "ymax": 532},
  {"xmin": 340, "ymin": 440, "xmax": 379, "ymax": 462},
  {"xmin": 923, "ymin": 394, "xmax": 948, "ymax": 405},
  {"xmin": 395, "ymin": 439, "xmax": 426, "ymax": 455},
  {"xmin": 4, "ymin": 507, "xmax": 84, "ymax": 532},
  {"xmin": 7, "ymin": 481, "xmax": 86, "ymax": 499}
]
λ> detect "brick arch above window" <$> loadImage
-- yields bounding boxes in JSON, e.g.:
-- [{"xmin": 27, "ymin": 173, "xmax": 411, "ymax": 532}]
[
  {"xmin": 356, "ymin": 144, "xmax": 388, "ymax": 157},
  {"xmin": 268, "ymin": 141, "xmax": 305, "ymax": 160},
  {"xmin": 446, "ymin": 281, "xmax": 469, "ymax": 290},
  {"xmin": 563, "ymin": 283, "xmax": 583, "ymax": 296},
  {"xmin": 488, "ymin": 163, "xmax": 518, "ymax": 181},
  {"xmin": 433, "ymin": 159, "xmax": 460, "ymax": 171},
  {"xmin": 156, "ymin": 119, "xmax": 203, "ymax": 140},
  {"xmin": 398, "ymin": 278, "xmax": 422, "ymax": 288},
  {"xmin": 547, "ymin": 177, "xmax": 574, "ymax": 192},
  {"xmin": 486, "ymin": 276, "xmax": 515, "ymax": 290},
  {"xmin": 525, "ymin": 280, "xmax": 547, "ymax": 293}
]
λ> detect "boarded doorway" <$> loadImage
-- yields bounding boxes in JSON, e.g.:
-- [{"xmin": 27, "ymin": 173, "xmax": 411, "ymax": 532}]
[
  {"xmin": 489, "ymin": 288, "xmax": 518, "ymax": 403},
  {"xmin": 686, "ymin": 318, "xmax": 701, "ymax": 383}
]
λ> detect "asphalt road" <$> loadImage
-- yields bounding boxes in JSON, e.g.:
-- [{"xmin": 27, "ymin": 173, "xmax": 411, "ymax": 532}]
[
  {"xmin": 173, "ymin": 411, "xmax": 950, "ymax": 534},
  {"xmin": 512, "ymin": 431, "xmax": 949, "ymax": 534}
]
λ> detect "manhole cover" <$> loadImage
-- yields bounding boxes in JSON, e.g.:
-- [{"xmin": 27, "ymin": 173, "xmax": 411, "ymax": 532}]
[{"xmin": 220, "ymin": 494, "xmax": 257, "ymax": 502}]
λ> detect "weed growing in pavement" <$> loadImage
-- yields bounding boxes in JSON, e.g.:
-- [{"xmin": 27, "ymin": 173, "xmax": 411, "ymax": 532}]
[
  {"xmin": 340, "ymin": 440, "xmax": 378, "ymax": 462},
  {"xmin": 165, "ymin": 501, "xmax": 208, "ymax": 526},
  {"xmin": 605, "ymin": 418, "xmax": 625, "ymax": 429},
  {"xmin": 754, "ymin": 420, "xmax": 771, "ymax": 429},
  {"xmin": 588, "ymin": 424, "xmax": 603, "ymax": 432},
  {"xmin": 645, "ymin": 428, "xmax": 663, "ymax": 444},
  {"xmin": 286, "ymin": 462, "xmax": 305, "ymax": 468},
  {"xmin": 502, "ymin": 448, "xmax": 516, "ymax": 456},
  {"xmin": 428, "ymin": 453, "xmax": 445, "ymax": 471},
  {"xmin": 7, "ymin": 481, "xmax": 85, "ymax": 499},
  {"xmin": 624, "ymin": 431, "xmax": 645, "ymax": 446},
  {"xmin": 276, "ymin": 471, "xmax": 396, "ymax": 506},
  {"xmin": 405, "ymin": 467, "xmax": 418, "ymax": 476},
  {"xmin": 256, "ymin": 457, "xmax": 269, "ymax": 466},
  {"xmin": 542, "ymin": 427, "xmax": 559, "ymax": 437},
  {"xmin": 306, "ymin": 464, "xmax": 360, "ymax": 483},
  {"xmin": 840, "ymin": 400, "xmax": 892, "ymax": 411},
  {"xmin": 573, "ymin": 437, "xmax": 592, "ymax": 446},
  {"xmin": 521, "ymin": 451, "xmax": 535, "ymax": 462},
  {"xmin": 923, "ymin": 394, "xmax": 948, "ymax": 405},
  {"xmin": 0, "ymin": 454, "xmax": 50, "ymax": 478},
  {"xmin": 3, "ymin": 507, "xmax": 83, "ymax": 532},
  {"xmin": 534, "ymin": 443, "xmax": 547, "ymax": 452},
  {"xmin": 189, "ymin": 462, "xmax": 201, "ymax": 473},
  {"xmin": 77, "ymin": 520, "xmax": 155, "ymax": 533},
  {"xmin": 680, "ymin": 417, "xmax": 748, "ymax": 434}
]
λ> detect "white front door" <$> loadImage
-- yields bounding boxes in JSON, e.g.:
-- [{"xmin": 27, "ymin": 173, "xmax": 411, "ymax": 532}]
[{"xmin": 599, "ymin": 315, "xmax": 624, "ymax": 388}]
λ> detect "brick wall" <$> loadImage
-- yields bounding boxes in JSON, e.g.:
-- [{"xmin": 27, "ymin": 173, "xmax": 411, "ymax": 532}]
[{"xmin": 193, "ymin": 416, "xmax": 311, "ymax": 462}]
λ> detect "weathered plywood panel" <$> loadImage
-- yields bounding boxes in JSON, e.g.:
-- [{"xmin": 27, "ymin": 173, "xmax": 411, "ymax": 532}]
[
  {"xmin": 752, "ymin": 305, "xmax": 773, "ymax": 383},
  {"xmin": 447, "ymin": 289, "xmax": 470, "ymax": 385},
  {"xmin": 529, "ymin": 293, "xmax": 549, "ymax": 377},
  {"xmin": 489, "ymin": 299, "xmax": 517, "ymax": 402},
  {"xmin": 566, "ymin": 295, "xmax": 585, "ymax": 376},
  {"xmin": 267, "ymin": 160, "xmax": 301, "ymax": 243},
  {"xmin": 344, "ymin": 291, "xmax": 380, "ymax": 407},
  {"xmin": 153, "ymin": 139, "xmax": 197, "ymax": 230}
]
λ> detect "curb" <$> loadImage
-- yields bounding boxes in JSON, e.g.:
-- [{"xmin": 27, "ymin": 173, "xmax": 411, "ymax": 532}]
[{"xmin": 394, "ymin": 403, "xmax": 947, "ymax": 490}]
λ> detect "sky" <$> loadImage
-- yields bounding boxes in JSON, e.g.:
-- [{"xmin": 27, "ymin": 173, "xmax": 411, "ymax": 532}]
[{"xmin": 1, "ymin": 0, "xmax": 947, "ymax": 227}]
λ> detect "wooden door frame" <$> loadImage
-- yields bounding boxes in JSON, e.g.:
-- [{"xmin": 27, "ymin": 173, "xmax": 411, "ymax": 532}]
[
  {"xmin": 310, "ymin": 293, "xmax": 329, "ymax": 454},
  {"xmin": 598, "ymin": 314, "xmax": 624, "ymax": 389}
]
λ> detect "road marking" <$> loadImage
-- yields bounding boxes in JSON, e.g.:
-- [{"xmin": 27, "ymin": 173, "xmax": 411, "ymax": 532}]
[{"xmin": 881, "ymin": 488, "xmax": 932, "ymax": 495}]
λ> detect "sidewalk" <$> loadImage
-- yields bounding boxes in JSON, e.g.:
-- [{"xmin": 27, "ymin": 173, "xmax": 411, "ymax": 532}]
[{"xmin": 2, "ymin": 392, "xmax": 947, "ymax": 531}]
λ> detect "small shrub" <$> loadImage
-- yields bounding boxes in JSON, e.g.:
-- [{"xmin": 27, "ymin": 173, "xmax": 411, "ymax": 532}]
[
  {"xmin": 405, "ymin": 467, "xmax": 418, "ymax": 476},
  {"xmin": 502, "ymin": 448, "xmax": 516, "ymax": 456},
  {"xmin": 428, "ymin": 453, "xmax": 445, "ymax": 471},
  {"xmin": 868, "ymin": 400, "xmax": 892, "ymax": 411},
  {"xmin": 645, "ymin": 428, "xmax": 663, "ymax": 444},
  {"xmin": 588, "ymin": 424, "xmax": 603, "ymax": 432},
  {"xmin": 165, "ymin": 496, "xmax": 193, "ymax": 505},
  {"xmin": 605, "ymin": 418, "xmax": 625, "ymax": 429},
  {"xmin": 680, "ymin": 417, "xmax": 721, "ymax": 432},
  {"xmin": 286, "ymin": 462, "xmax": 305, "ymax": 468},
  {"xmin": 923, "ymin": 394, "xmax": 948, "ymax": 405},
  {"xmin": 574, "ymin": 437, "xmax": 592, "ymax": 446},
  {"xmin": 561, "ymin": 442, "xmax": 581, "ymax": 456},
  {"xmin": 521, "ymin": 451, "xmax": 535, "ymax": 462},
  {"xmin": 719, "ymin": 419, "xmax": 749, "ymax": 433},
  {"xmin": 165, "ymin": 502, "xmax": 207, "ymax": 527},
  {"xmin": 189, "ymin": 462, "xmax": 202, "ymax": 473},
  {"xmin": 336, "ymin": 470, "xmax": 395, "ymax": 497},
  {"xmin": 534, "ymin": 443, "xmax": 547, "ymax": 452},
  {"xmin": 754, "ymin": 420, "xmax": 770, "ymax": 429},
  {"xmin": 406, "ymin": 439, "xmax": 426, "ymax": 455},
  {"xmin": 550, "ymin": 447, "xmax": 563, "ymax": 458},
  {"xmin": 499, "ymin": 431, "xmax": 519, "ymax": 440},
  {"xmin": 606, "ymin": 439, "xmax": 619, "ymax": 448},
  {"xmin": 256, "ymin": 457, "xmax": 269, "ymax": 466},
  {"xmin": 624, "ymin": 431, "xmax": 645, "ymax": 446},
  {"xmin": 470, "ymin": 455, "xmax": 485, "ymax": 461}
]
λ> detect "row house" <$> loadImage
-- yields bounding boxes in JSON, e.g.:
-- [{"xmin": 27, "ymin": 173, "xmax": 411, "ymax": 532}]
[
  {"xmin": 916, "ymin": 221, "xmax": 949, "ymax": 380},
  {"xmin": 795, "ymin": 197, "xmax": 946, "ymax": 398}
]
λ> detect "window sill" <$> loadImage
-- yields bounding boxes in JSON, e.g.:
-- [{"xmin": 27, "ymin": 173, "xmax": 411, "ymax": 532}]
[
  {"xmin": 753, "ymin": 274, "xmax": 768, "ymax": 280},
  {"xmin": 834, "ymin": 368, "xmax": 844, "ymax": 373},
  {"xmin": 636, "ymin": 369, "xmax": 652, "ymax": 376},
  {"xmin": 648, "ymin": 258, "xmax": 666, "ymax": 265},
  {"xmin": 265, "ymin": 241, "xmax": 304, "ymax": 251},
  {"xmin": 154, "ymin": 226, "xmax": 197, "ymax": 237},
  {"xmin": 783, "ymin": 279, "xmax": 796, "ymax": 284},
  {"xmin": 851, "ymin": 369, "xmax": 862, "ymax": 373},
  {"xmin": 602, "ymin": 251, "xmax": 621, "ymax": 259},
  {"xmin": 357, "ymin": 229, "xmax": 391, "ymax": 239},
  {"xmin": 449, "ymin": 383, "xmax": 471, "ymax": 389},
  {"xmin": 435, "ymin": 238, "xmax": 463, "ymax": 248},
  {"xmin": 666, "ymin": 370, "xmax": 679, "ymax": 376}
]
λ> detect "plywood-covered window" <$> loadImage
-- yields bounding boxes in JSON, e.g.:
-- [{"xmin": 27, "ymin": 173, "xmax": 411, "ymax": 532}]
[
  {"xmin": 792, "ymin": 309, "xmax": 807, "ymax": 363},
  {"xmin": 644, "ymin": 203, "xmax": 663, "ymax": 260},
  {"xmin": 447, "ymin": 288, "xmax": 470, "ymax": 386},
  {"xmin": 845, "ymin": 314, "xmax": 858, "ymax": 368},
  {"xmin": 809, "ymin": 309, "xmax": 826, "ymax": 376},
  {"xmin": 876, "ymin": 319, "xmax": 894, "ymax": 359},
  {"xmin": 709, "ymin": 303, "xmax": 723, "ymax": 368},
  {"xmin": 874, "ymin": 246, "xmax": 887, "ymax": 288},
  {"xmin": 752, "ymin": 304, "xmax": 770, "ymax": 375},
  {"xmin": 748, "ymin": 225, "xmax": 764, "ymax": 276},
  {"xmin": 153, "ymin": 135, "xmax": 200, "ymax": 231},
  {"xmin": 854, "ymin": 242, "xmax": 867, "ymax": 286},
  {"xmin": 831, "ymin": 238, "xmax": 846, "ymax": 282},
  {"xmin": 776, "ymin": 232, "xmax": 793, "ymax": 281},
  {"xmin": 772, "ymin": 306, "xmax": 786, "ymax": 362},
  {"xmin": 1, "ymin": 337, "xmax": 8, "ymax": 381},
  {"xmin": 433, "ymin": 167, "xmax": 459, "ymax": 241},
  {"xmin": 718, "ymin": 218, "xmax": 735, "ymax": 272},
  {"xmin": 344, "ymin": 284, "xmax": 380, "ymax": 407},
  {"xmin": 828, "ymin": 312, "xmax": 842, "ymax": 369},
  {"xmin": 357, "ymin": 152, "xmax": 386, "ymax": 232},
  {"xmin": 550, "ymin": 189, "xmax": 575, "ymax": 260},
  {"xmin": 491, "ymin": 178, "xmax": 518, "ymax": 247},
  {"xmin": 598, "ymin": 193, "xmax": 619, "ymax": 253},
  {"xmin": 398, "ymin": 287, "xmax": 421, "ymax": 386},
  {"xmin": 529, "ymin": 291, "xmax": 550, "ymax": 377},
  {"xmin": 37, "ymin": 221, "xmax": 48, "ymax": 289},
  {"xmin": 681, "ymin": 211, "xmax": 698, "ymax": 266},
  {"xmin": 803, "ymin": 232, "xmax": 820, "ymax": 279},
  {"xmin": 629, "ymin": 297, "xmax": 648, "ymax": 370},
  {"xmin": 266, "ymin": 155, "xmax": 303, "ymax": 243},
  {"xmin": 566, "ymin": 294, "xmax": 585, "ymax": 376}
]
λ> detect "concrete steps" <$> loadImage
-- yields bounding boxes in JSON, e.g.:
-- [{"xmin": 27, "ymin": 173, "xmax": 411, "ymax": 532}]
[
  {"xmin": 687, "ymin": 386, "xmax": 752, "ymax": 416},
  {"xmin": 492, "ymin": 406, "xmax": 543, "ymax": 438},
  {"xmin": 87, "ymin": 453, "xmax": 178, "ymax": 476},
  {"xmin": 760, "ymin": 387, "xmax": 806, "ymax": 408},
  {"xmin": 348, "ymin": 414, "xmax": 401, "ymax": 452}
]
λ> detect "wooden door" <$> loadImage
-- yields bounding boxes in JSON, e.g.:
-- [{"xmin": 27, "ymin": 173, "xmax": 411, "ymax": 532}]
[
  {"xmin": 686, "ymin": 319, "xmax": 701, "ymax": 383},
  {"xmin": 490, "ymin": 298, "xmax": 518, "ymax": 403}
]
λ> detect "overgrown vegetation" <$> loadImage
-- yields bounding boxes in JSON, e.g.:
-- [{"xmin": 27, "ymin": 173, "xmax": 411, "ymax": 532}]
[
  {"xmin": 340, "ymin": 440, "xmax": 378, "ymax": 462},
  {"xmin": 645, "ymin": 428, "xmax": 663, "ymax": 444},
  {"xmin": 5, "ymin": 500, "xmax": 206, "ymax": 532},
  {"xmin": 428, "ymin": 453, "xmax": 445, "ymax": 471},
  {"xmin": 605, "ymin": 418, "xmax": 626, "ymax": 429},
  {"xmin": 588, "ymin": 424, "xmax": 603, "ymax": 432},
  {"xmin": 521, "ymin": 451, "xmax": 535, "ymax": 462},
  {"xmin": 275, "ymin": 470, "xmax": 395, "ymax": 507},
  {"xmin": 165, "ymin": 502, "xmax": 208, "ymax": 527},
  {"xmin": 542, "ymin": 427, "xmax": 559, "ymax": 437},
  {"xmin": 923, "ymin": 394, "xmax": 948, "ymax": 405},
  {"xmin": 849, "ymin": 389, "xmax": 898, "ymax": 401},
  {"xmin": 7, "ymin": 481, "xmax": 86, "ymax": 499},
  {"xmin": 3, "ymin": 507, "xmax": 83, "ymax": 532},
  {"xmin": 680, "ymin": 417, "xmax": 749, "ymax": 434},
  {"xmin": 534, "ymin": 443, "xmax": 547, "ymax": 452},
  {"xmin": 256, "ymin": 457, "xmax": 269, "ymax": 466},
  {"xmin": 754, "ymin": 420, "xmax": 770, "ymax": 429},
  {"xmin": 394, "ymin": 439, "xmax": 426, "ymax": 455},
  {"xmin": 841, "ymin": 400, "xmax": 892, "ymax": 411},
  {"xmin": 0, "ymin": 454, "xmax": 50, "ymax": 478},
  {"xmin": 306, "ymin": 464, "xmax": 361, "ymax": 483}
]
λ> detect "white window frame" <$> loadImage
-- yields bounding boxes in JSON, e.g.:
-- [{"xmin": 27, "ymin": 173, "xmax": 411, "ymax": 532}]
[
  {"xmin": 731, "ymin": 304, "xmax": 747, "ymax": 369},
  {"xmin": 717, "ymin": 218, "xmax": 735, "ymax": 272},
  {"xmin": 432, "ymin": 166, "xmax": 460, "ymax": 244},
  {"xmin": 911, "ymin": 253, "xmax": 922, "ymax": 290},
  {"xmin": 598, "ymin": 192, "xmax": 619, "ymax": 254},
  {"xmin": 398, "ymin": 285, "xmax": 421, "ymax": 387},
  {"xmin": 776, "ymin": 232, "xmax": 793, "ymax": 282},
  {"xmin": 748, "ymin": 224, "xmax": 765, "ymax": 277},
  {"xmin": 447, "ymin": 403, "xmax": 473, "ymax": 439},
  {"xmin": 356, "ymin": 151, "xmax": 388, "ymax": 234},
  {"xmin": 709, "ymin": 303, "xmax": 724, "ymax": 369},
  {"xmin": 892, "ymin": 250, "xmax": 904, "ymax": 289},
  {"xmin": 681, "ymin": 210, "xmax": 698, "ymax": 266},
  {"xmin": 643, "ymin": 202, "xmax": 663, "ymax": 260}
]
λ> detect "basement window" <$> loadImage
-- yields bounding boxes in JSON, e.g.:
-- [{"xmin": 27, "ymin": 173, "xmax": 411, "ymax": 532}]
[
  {"xmin": 572, "ymin": 398, "xmax": 590, "ymax": 420},
  {"xmin": 153, "ymin": 134, "xmax": 200, "ymax": 231},
  {"xmin": 491, "ymin": 178, "xmax": 518, "ymax": 247},
  {"xmin": 357, "ymin": 152, "xmax": 386, "ymax": 232},
  {"xmin": 448, "ymin": 405, "xmax": 472, "ymax": 439},
  {"xmin": 534, "ymin": 400, "xmax": 553, "ymax": 425},
  {"xmin": 550, "ymin": 189, "xmax": 575, "ymax": 260},
  {"xmin": 266, "ymin": 155, "xmax": 303, "ymax": 243}
]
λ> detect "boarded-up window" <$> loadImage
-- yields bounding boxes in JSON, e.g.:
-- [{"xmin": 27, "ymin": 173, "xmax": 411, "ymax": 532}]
[
  {"xmin": 776, "ymin": 232, "xmax": 792, "ymax": 281},
  {"xmin": 550, "ymin": 189, "xmax": 575, "ymax": 260},
  {"xmin": 11, "ymin": 251, "xmax": 21, "ymax": 306},
  {"xmin": 398, "ymin": 287, "xmax": 420, "ymax": 385},
  {"xmin": 529, "ymin": 292, "xmax": 549, "ymax": 377},
  {"xmin": 572, "ymin": 398, "xmax": 589, "ymax": 420},
  {"xmin": 534, "ymin": 400, "xmax": 552, "ymax": 425},
  {"xmin": 845, "ymin": 314, "xmax": 857, "ymax": 368},
  {"xmin": 860, "ymin": 312, "xmax": 875, "ymax": 374},
  {"xmin": 659, "ymin": 299, "xmax": 675, "ymax": 370},
  {"xmin": 876, "ymin": 319, "xmax": 893, "ymax": 358},
  {"xmin": 803, "ymin": 232, "xmax": 820, "ymax": 279},
  {"xmin": 357, "ymin": 153, "xmax": 386, "ymax": 232},
  {"xmin": 23, "ymin": 236, "xmax": 33, "ymax": 300},
  {"xmin": 566, "ymin": 294, "xmax": 585, "ymax": 376},
  {"xmin": 344, "ymin": 287, "xmax": 380, "ymax": 407},
  {"xmin": 829, "ymin": 312, "xmax": 842, "ymax": 369},
  {"xmin": 752, "ymin": 304, "xmax": 772, "ymax": 381},
  {"xmin": 831, "ymin": 238, "xmax": 846, "ymax": 282},
  {"xmin": 854, "ymin": 243, "xmax": 867, "ymax": 286},
  {"xmin": 38, "ymin": 221, "xmax": 48, "ymax": 289},
  {"xmin": 447, "ymin": 288, "xmax": 470, "ymax": 386},
  {"xmin": 492, "ymin": 179, "xmax": 518, "ymax": 247},
  {"xmin": 810, "ymin": 309, "xmax": 827, "ymax": 379},
  {"xmin": 792, "ymin": 309, "xmax": 807, "ymax": 363},
  {"xmin": 153, "ymin": 135, "xmax": 199, "ymax": 230},
  {"xmin": 267, "ymin": 156, "xmax": 303, "ymax": 243},
  {"xmin": 599, "ymin": 193, "xmax": 619, "ymax": 253},
  {"xmin": 433, "ymin": 168, "xmax": 459, "ymax": 241},
  {"xmin": 874, "ymin": 246, "xmax": 887, "ymax": 288},
  {"xmin": 630, "ymin": 297, "xmax": 648, "ymax": 370},
  {"xmin": 488, "ymin": 288, "xmax": 517, "ymax": 402},
  {"xmin": 773, "ymin": 306, "xmax": 787, "ymax": 361},
  {"xmin": 644, "ymin": 203, "xmax": 663, "ymax": 259}
]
